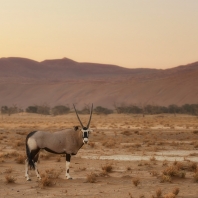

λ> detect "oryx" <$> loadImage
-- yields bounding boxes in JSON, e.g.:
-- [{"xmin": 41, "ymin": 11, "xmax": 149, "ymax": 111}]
[{"xmin": 25, "ymin": 104, "xmax": 93, "ymax": 181}]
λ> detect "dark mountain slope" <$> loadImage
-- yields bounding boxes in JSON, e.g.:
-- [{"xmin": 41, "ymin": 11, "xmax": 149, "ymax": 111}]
[{"xmin": 0, "ymin": 57, "xmax": 198, "ymax": 108}]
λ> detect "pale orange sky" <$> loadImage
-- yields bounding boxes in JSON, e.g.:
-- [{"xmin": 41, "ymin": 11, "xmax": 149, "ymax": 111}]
[{"xmin": 0, "ymin": 1, "xmax": 198, "ymax": 69}]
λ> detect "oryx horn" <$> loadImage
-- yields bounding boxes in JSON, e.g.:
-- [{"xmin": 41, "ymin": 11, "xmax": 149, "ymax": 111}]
[
  {"xmin": 87, "ymin": 103, "xmax": 93, "ymax": 128},
  {"xmin": 73, "ymin": 104, "xmax": 84, "ymax": 128}
]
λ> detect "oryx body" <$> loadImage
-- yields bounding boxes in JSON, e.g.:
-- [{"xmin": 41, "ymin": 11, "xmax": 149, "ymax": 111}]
[{"xmin": 25, "ymin": 104, "xmax": 93, "ymax": 181}]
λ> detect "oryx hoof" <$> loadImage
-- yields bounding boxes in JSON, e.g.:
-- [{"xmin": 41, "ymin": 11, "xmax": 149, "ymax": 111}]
[
  {"xmin": 67, "ymin": 177, "xmax": 73, "ymax": 180},
  {"xmin": 27, "ymin": 178, "xmax": 31, "ymax": 181}
]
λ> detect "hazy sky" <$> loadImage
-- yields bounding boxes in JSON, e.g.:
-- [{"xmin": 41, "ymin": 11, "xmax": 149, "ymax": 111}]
[{"xmin": 1, "ymin": 1, "xmax": 198, "ymax": 69}]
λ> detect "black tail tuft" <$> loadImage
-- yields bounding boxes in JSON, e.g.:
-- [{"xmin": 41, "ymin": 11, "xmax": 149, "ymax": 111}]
[{"xmin": 26, "ymin": 131, "xmax": 37, "ymax": 170}]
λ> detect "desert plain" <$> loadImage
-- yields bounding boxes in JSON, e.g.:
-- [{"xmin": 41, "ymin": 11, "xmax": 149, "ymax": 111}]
[{"xmin": 0, "ymin": 113, "xmax": 198, "ymax": 198}]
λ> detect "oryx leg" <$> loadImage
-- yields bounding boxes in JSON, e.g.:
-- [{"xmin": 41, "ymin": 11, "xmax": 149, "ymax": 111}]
[
  {"xmin": 34, "ymin": 153, "xmax": 41, "ymax": 180},
  {"xmin": 25, "ymin": 159, "xmax": 31, "ymax": 181},
  {"xmin": 66, "ymin": 154, "xmax": 72, "ymax": 179},
  {"xmin": 25, "ymin": 149, "xmax": 40, "ymax": 181}
]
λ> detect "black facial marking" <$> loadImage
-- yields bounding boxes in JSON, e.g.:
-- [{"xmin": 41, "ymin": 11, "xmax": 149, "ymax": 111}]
[{"xmin": 83, "ymin": 131, "xmax": 88, "ymax": 138}]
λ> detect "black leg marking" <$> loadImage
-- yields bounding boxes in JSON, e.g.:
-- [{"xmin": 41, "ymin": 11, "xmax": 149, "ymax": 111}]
[
  {"xmin": 66, "ymin": 154, "xmax": 71, "ymax": 162},
  {"xmin": 66, "ymin": 154, "xmax": 72, "ymax": 179}
]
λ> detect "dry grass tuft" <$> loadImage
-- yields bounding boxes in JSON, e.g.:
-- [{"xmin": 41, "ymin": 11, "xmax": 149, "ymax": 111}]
[
  {"xmin": 128, "ymin": 192, "xmax": 133, "ymax": 198},
  {"xmin": 193, "ymin": 130, "xmax": 198, "ymax": 134},
  {"xmin": 39, "ymin": 173, "xmax": 53, "ymax": 188},
  {"xmin": 15, "ymin": 154, "xmax": 26, "ymax": 164},
  {"xmin": 4, "ymin": 151, "xmax": 19, "ymax": 158},
  {"xmin": 89, "ymin": 142, "xmax": 95, "ymax": 148},
  {"xmin": 150, "ymin": 170, "xmax": 159, "ymax": 177},
  {"xmin": 172, "ymin": 187, "xmax": 179, "ymax": 195},
  {"xmin": 16, "ymin": 131, "xmax": 27, "ymax": 135},
  {"xmin": 99, "ymin": 164, "xmax": 113, "ymax": 177},
  {"xmin": 176, "ymin": 161, "xmax": 197, "ymax": 171},
  {"xmin": 45, "ymin": 168, "xmax": 61, "ymax": 179},
  {"xmin": 5, "ymin": 175, "xmax": 17, "ymax": 183},
  {"xmin": 187, "ymin": 162, "xmax": 197, "ymax": 171},
  {"xmin": 102, "ymin": 139, "xmax": 116, "ymax": 148},
  {"xmin": 161, "ymin": 163, "xmax": 186, "ymax": 182},
  {"xmin": 132, "ymin": 177, "xmax": 140, "ymax": 187},
  {"xmin": 162, "ymin": 164, "xmax": 186, "ymax": 179},
  {"xmin": 162, "ymin": 165, "xmax": 178, "ymax": 176},
  {"xmin": 127, "ymin": 166, "xmax": 132, "ymax": 171},
  {"xmin": 39, "ymin": 169, "xmax": 60, "ymax": 188},
  {"xmin": 155, "ymin": 188, "xmax": 162, "ymax": 197},
  {"xmin": 193, "ymin": 170, "xmax": 198, "ymax": 182},
  {"xmin": 162, "ymin": 160, "xmax": 168, "ymax": 166},
  {"xmin": 86, "ymin": 172, "xmax": 97, "ymax": 183},
  {"xmin": 160, "ymin": 174, "xmax": 172, "ymax": 183},
  {"xmin": 121, "ymin": 131, "xmax": 132, "ymax": 136},
  {"xmin": 78, "ymin": 167, "xmax": 86, "ymax": 171},
  {"xmin": 150, "ymin": 156, "xmax": 156, "ymax": 161},
  {"xmin": 102, "ymin": 164, "xmax": 113, "ymax": 173},
  {"xmin": 0, "ymin": 155, "xmax": 5, "ymax": 162},
  {"xmin": 4, "ymin": 167, "xmax": 13, "ymax": 174},
  {"xmin": 99, "ymin": 170, "xmax": 109, "ymax": 177},
  {"xmin": 163, "ymin": 193, "xmax": 175, "ymax": 198},
  {"xmin": 15, "ymin": 140, "xmax": 25, "ymax": 147}
]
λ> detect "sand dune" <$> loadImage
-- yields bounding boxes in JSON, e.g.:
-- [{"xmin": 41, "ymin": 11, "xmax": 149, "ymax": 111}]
[{"xmin": 0, "ymin": 57, "xmax": 198, "ymax": 108}]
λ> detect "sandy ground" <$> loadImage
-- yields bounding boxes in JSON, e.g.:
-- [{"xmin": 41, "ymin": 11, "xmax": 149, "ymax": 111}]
[{"xmin": 1, "ymin": 113, "xmax": 198, "ymax": 198}]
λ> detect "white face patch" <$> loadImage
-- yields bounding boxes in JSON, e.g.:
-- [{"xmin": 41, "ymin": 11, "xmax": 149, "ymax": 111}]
[
  {"xmin": 81, "ymin": 129, "xmax": 89, "ymax": 144},
  {"xmin": 28, "ymin": 138, "xmax": 37, "ymax": 151},
  {"xmin": 83, "ymin": 138, "xmax": 89, "ymax": 144}
]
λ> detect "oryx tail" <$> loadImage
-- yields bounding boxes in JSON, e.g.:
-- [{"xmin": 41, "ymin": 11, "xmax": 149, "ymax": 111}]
[{"xmin": 26, "ymin": 131, "xmax": 37, "ymax": 170}]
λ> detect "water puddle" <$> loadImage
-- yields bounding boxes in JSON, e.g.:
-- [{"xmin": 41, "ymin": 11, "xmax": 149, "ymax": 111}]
[{"xmin": 82, "ymin": 150, "xmax": 198, "ymax": 162}]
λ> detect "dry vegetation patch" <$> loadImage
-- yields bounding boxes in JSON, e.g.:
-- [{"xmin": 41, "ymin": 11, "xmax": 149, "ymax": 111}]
[
  {"xmin": 102, "ymin": 139, "xmax": 116, "ymax": 148},
  {"xmin": 155, "ymin": 188, "xmax": 162, "ymax": 197},
  {"xmin": 163, "ymin": 193, "xmax": 176, "ymax": 198},
  {"xmin": 0, "ymin": 113, "xmax": 198, "ymax": 197},
  {"xmin": 45, "ymin": 168, "xmax": 61, "ymax": 179},
  {"xmin": 102, "ymin": 164, "xmax": 113, "ymax": 172},
  {"xmin": 15, "ymin": 154, "xmax": 26, "ymax": 164},
  {"xmin": 5, "ymin": 175, "xmax": 17, "ymax": 183},
  {"xmin": 132, "ymin": 177, "xmax": 140, "ymax": 187},
  {"xmin": 86, "ymin": 172, "xmax": 97, "ymax": 183},
  {"xmin": 39, "ymin": 173, "xmax": 53, "ymax": 188},
  {"xmin": 162, "ymin": 163, "xmax": 186, "ymax": 180},
  {"xmin": 193, "ymin": 170, "xmax": 198, "ymax": 182}
]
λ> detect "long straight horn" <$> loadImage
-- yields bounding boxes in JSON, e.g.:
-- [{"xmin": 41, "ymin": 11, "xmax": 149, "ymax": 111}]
[
  {"xmin": 87, "ymin": 104, "xmax": 93, "ymax": 128},
  {"xmin": 73, "ymin": 104, "xmax": 84, "ymax": 128}
]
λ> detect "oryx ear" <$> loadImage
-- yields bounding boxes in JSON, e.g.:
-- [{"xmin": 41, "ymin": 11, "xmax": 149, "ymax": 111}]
[{"xmin": 73, "ymin": 126, "xmax": 79, "ymax": 131}]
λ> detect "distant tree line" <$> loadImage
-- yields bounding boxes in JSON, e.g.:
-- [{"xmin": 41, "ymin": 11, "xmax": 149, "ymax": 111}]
[
  {"xmin": 1, "ymin": 103, "xmax": 198, "ymax": 116},
  {"xmin": 1, "ymin": 105, "xmax": 23, "ymax": 116},
  {"xmin": 26, "ymin": 104, "xmax": 70, "ymax": 116},
  {"xmin": 114, "ymin": 103, "xmax": 198, "ymax": 116}
]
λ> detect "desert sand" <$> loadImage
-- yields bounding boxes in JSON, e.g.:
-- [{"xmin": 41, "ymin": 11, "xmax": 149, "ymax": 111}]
[{"xmin": 0, "ymin": 113, "xmax": 198, "ymax": 198}]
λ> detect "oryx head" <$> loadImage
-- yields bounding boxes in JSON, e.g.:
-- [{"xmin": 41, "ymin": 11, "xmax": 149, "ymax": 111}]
[{"xmin": 73, "ymin": 104, "xmax": 93, "ymax": 144}]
